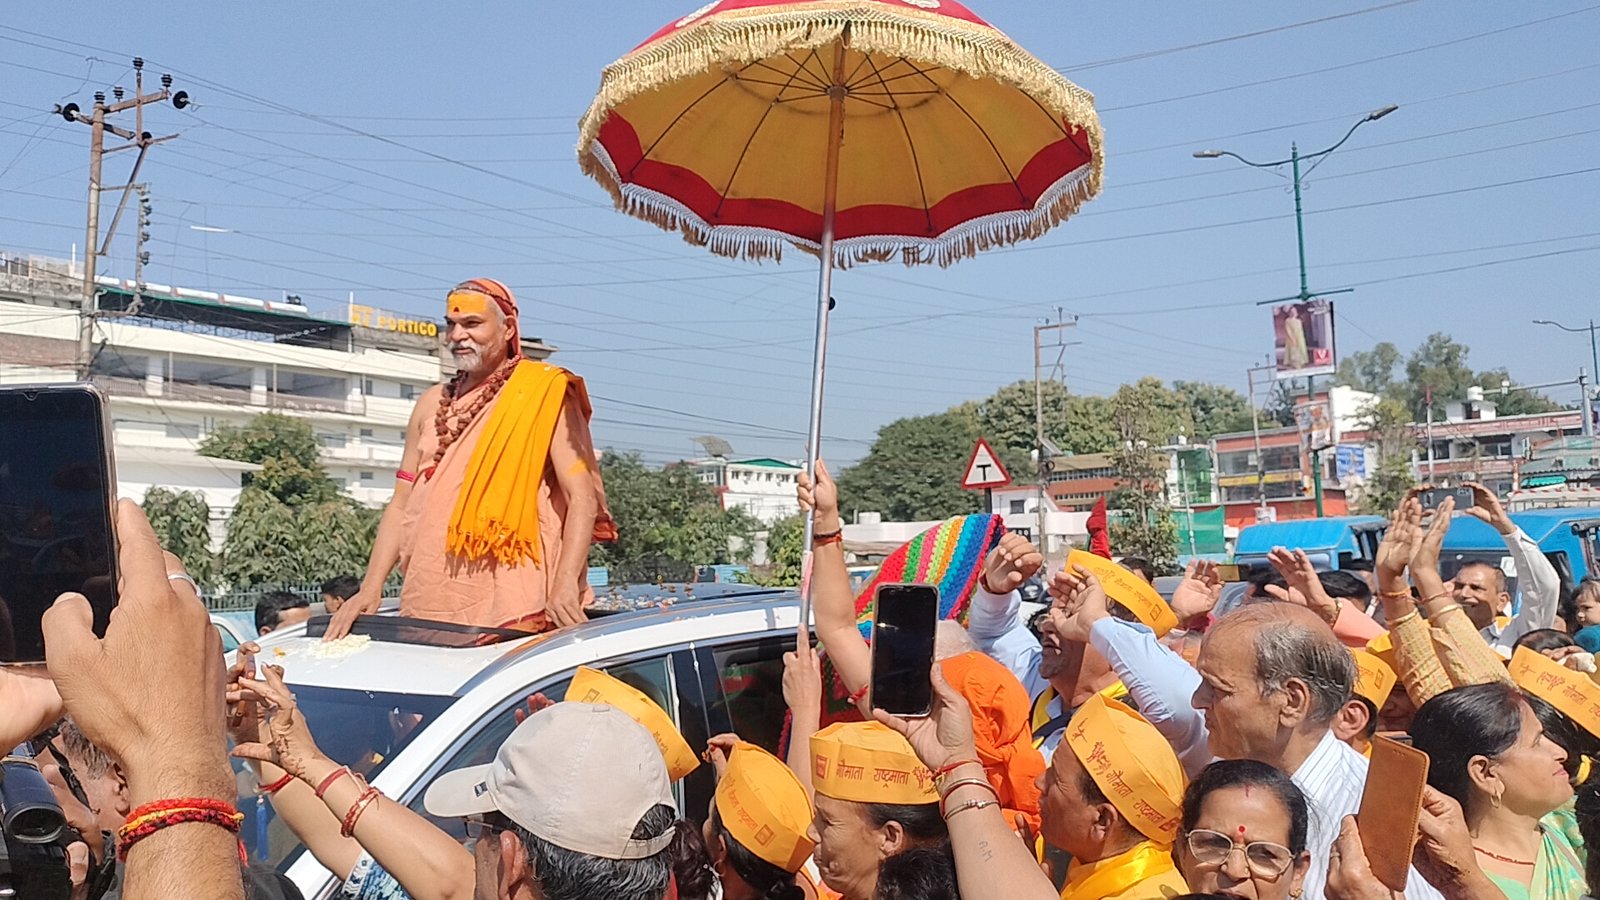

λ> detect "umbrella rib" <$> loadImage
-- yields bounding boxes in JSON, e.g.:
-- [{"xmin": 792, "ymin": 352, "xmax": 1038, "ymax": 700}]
[
  {"xmin": 794, "ymin": 47, "xmax": 837, "ymax": 91},
  {"xmin": 632, "ymin": 77, "xmax": 744, "ymax": 177},
  {"xmin": 712, "ymin": 60, "xmax": 817, "ymax": 220},
  {"xmin": 861, "ymin": 53, "xmax": 933, "ymax": 232},
  {"xmin": 748, "ymin": 58, "xmax": 828, "ymax": 93},
  {"xmin": 934, "ymin": 80, "xmax": 1027, "ymax": 204}
]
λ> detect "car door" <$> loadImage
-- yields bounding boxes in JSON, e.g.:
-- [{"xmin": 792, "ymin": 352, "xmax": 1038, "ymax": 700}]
[{"xmin": 400, "ymin": 648, "xmax": 709, "ymax": 843}]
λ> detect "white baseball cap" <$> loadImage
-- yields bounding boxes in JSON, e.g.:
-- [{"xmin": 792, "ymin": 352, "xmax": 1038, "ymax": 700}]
[{"xmin": 424, "ymin": 702, "xmax": 676, "ymax": 860}]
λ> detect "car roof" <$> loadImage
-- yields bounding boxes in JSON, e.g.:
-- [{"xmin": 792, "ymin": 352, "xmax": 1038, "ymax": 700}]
[
  {"xmin": 249, "ymin": 584, "xmax": 800, "ymax": 697},
  {"xmin": 1235, "ymin": 517, "xmax": 1386, "ymax": 555},
  {"xmin": 1441, "ymin": 507, "xmax": 1600, "ymax": 549}
]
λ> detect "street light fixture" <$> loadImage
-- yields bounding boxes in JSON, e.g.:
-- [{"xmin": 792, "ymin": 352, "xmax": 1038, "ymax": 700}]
[
  {"xmin": 1194, "ymin": 104, "xmax": 1399, "ymax": 517},
  {"xmin": 1533, "ymin": 319, "xmax": 1600, "ymax": 437}
]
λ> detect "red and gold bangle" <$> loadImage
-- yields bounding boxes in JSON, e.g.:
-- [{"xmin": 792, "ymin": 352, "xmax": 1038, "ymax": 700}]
[
  {"xmin": 937, "ymin": 778, "xmax": 998, "ymax": 816},
  {"xmin": 118, "ymin": 798, "xmax": 244, "ymax": 861},
  {"xmin": 395, "ymin": 470, "xmax": 417, "ymax": 484},
  {"xmin": 314, "ymin": 766, "xmax": 353, "ymax": 799},
  {"xmin": 259, "ymin": 773, "xmax": 295, "ymax": 795},
  {"xmin": 341, "ymin": 787, "xmax": 382, "ymax": 838}
]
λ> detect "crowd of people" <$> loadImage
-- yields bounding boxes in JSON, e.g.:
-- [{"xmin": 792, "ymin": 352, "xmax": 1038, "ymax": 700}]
[{"xmin": 16, "ymin": 449, "xmax": 1600, "ymax": 900}]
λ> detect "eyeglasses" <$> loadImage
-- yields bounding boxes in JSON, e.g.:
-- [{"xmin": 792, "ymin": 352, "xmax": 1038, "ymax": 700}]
[
  {"xmin": 463, "ymin": 811, "xmax": 515, "ymax": 844},
  {"xmin": 1185, "ymin": 828, "xmax": 1296, "ymax": 878}
]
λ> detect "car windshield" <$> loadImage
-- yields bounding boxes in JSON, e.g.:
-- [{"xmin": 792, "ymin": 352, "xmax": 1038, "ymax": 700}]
[{"xmin": 235, "ymin": 684, "xmax": 455, "ymax": 872}]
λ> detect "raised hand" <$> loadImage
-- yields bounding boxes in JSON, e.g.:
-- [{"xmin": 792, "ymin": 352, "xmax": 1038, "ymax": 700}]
[
  {"xmin": 1170, "ymin": 559, "xmax": 1223, "ymax": 623},
  {"xmin": 1410, "ymin": 495, "xmax": 1455, "ymax": 576},
  {"xmin": 230, "ymin": 664, "xmax": 328, "ymax": 780},
  {"xmin": 512, "ymin": 692, "xmax": 556, "ymax": 725},
  {"xmin": 983, "ymin": 532, "xmax": 1043, "ymax": 595},
  {"xmin": 1266, "ymin": 547, "xmax": 1340, "ymax": 625},
  {"xmin": 1460, "ymin": 481, "xmax": 1514, "ymax": 535},
  {"xmin": 796, "ymin": 460, "xmax": 841, "ymax": 526},
  {"xmin": 1048, "ymin": 566, "xmax": 1110, "ymax": 645},
  {"xmin": 872, "ymin": 664, "xmax": 978, "ymax": 773},
  {"xmin": 704, "ymin": 733, "xmax": 740, "ymax": 778},
  {"xmin": 1376, "ymin": 497, "xmax": 1423, "ymax": 584},
  {"xmin": 782, "ymin": 622, "xmax": 824, "ymax": 720}
]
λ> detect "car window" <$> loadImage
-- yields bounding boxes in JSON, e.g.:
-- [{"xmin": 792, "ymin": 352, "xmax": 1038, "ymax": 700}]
[
  {"xmin": 708, "ymin": 637, "xmax": 793, "ymax": 755},
  {"xmin": 246, "ymin": 687, "xmax": 454, "ymax": 872},
  {"xmin": 214, "ymin": 623, "xmax": 240, "ymax": 654},
  {"xmin": 405, "ymin": 656, "xmax": 677, "ymax": 844}
]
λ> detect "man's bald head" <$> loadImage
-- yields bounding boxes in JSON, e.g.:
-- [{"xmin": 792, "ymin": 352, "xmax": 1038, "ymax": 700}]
[{"xmin": 1210, "ymin": 601, "xmax": 1355, "ymax": 726}]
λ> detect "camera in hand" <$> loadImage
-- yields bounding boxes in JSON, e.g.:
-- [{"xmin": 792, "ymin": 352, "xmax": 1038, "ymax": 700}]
[{"xmin": 0, "ymin": 743, "xmax": 73, "ymax": 899}]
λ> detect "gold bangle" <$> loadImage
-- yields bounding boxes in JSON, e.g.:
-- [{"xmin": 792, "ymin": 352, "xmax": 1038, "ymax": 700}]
[
  {"xmin": 1430, "ymin": 602, "xmax": 1463, "ymax": 617},
  {"xmin": 1388, "ymin": 610, "xmax": 1419, "ymax": 628},
  {"xmin": 942, "ymin": 798, "xmax": 999, "ymax": 821},
  {"xmin": 938, "ymin": 778, "xmax": 998, "ymax": 804},
  {"xmin": 1378, "ymin": 589, "xmax": 1413, "ymax": 601}
]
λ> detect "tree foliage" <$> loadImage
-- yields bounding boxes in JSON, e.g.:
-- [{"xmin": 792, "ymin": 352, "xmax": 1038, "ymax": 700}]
[
  {"xmin": 1172, "ymin": 381, "xmax": 1255, "ymax": 439},
  {"xmin": 142, "ymin": 487, "xmax": 220, "ymax": 589},
  {"xmin": 1335, "ymin": 334, "xmax": 1563, "ymax": 420},
  {"xmin": 588, "ymin": 451, "xmax": 757, "ymax": 582},
  {"xmin": 835, "ymin": 409, "xmax": 983, "ymax": 522},
  {"xmin": 741, "ymin": 514, "xmax": 805, "ymax": 587},
  {"xmin": 200, "ymin": 412, "xmax": 340, "ymax": 506},
  {"xmin": 1352, "ymin": 397, "xmax": 1418, "ymax": 515},
  {"xmin": 221, "ymin": 488, "xmax": 305, "ymax": 587},
  {"xmin": 1107, "ymin": 393, "xmax": 1179, "ymax": 574}
]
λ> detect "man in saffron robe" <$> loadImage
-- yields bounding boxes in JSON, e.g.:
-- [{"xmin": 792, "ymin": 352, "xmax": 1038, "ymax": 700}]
[{"xmin": 325, "ymin": 279, "xmax": 613, "ymax": 639}]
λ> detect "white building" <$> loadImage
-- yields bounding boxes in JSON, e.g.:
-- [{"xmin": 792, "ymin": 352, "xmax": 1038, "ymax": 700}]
[
  {"xmin": 691, "ymin": 456, "xmax": 803, "ymax": 524},
  {"xmin": 0, "ymin": 253, "xmax": 553, "ymax": 540}
]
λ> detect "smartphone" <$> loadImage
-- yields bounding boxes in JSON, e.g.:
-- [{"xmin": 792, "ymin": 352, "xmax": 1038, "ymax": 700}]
[
  {"xmin": 1216, "ymin": 564, "xmax": 1243, "ymax": 582},
  {"xmin": 0, "ymin": 385, "xmax": 118, "ymax": 663},
  {"xmin": 1420, "ymin": 486, "xmax": 1475, "ymax": 511},
  {"xmin": 869, "ymin": 583, "xmax": 939, "ymax": 717}
]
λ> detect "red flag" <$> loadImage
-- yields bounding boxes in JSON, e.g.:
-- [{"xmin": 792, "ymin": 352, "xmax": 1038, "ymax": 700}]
[{"xmin": 1086, "ymin": 496, "xmax": 1112, "ymax": 559}]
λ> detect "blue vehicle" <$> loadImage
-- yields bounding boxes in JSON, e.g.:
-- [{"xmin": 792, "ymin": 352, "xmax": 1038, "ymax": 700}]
[
  {"xmin": 1234, "ymin": 515, "xmax": 1389, "ymax": 573},
  {"xmin": 1441, "ymin": 508, "xmax": 1600, "ymax": 605}
]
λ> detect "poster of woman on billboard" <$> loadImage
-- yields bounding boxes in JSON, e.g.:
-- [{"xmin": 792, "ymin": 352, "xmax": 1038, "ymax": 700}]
[{"xmin": 1273, "ymin": 298, "xmax": 1336, "ymax": 378}]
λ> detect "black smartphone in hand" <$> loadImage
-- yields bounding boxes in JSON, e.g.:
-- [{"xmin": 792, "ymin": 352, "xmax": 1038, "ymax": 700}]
[
  {"xmin": 0, "ymin": 385, "xmax": 119, "ymax": 663},
  {"xmin": 869, "ymin": 583, "xmax": 939, "ymax": 717},
  {"xmin": 1420, "ymin": 487, "xmax": 1474, "ymax": 512}
]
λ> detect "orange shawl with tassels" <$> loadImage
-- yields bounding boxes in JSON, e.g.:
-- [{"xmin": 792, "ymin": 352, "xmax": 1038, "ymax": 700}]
[{"xmin": 445, "ymin": 360, "xmax": 610, "ymax": 566}]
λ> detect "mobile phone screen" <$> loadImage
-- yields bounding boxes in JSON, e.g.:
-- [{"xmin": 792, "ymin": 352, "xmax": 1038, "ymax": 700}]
[
  {"xmin": 0, "ymin": 386, "xmax": 118, "ymax": 663},
  {"xmin": 870, "ymin": 583, "xmax": 939, "ymax": 717}
]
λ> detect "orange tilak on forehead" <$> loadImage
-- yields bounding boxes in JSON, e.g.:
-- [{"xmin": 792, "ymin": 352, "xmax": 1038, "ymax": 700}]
[{"xmin": 446, "ymin": 290, "xmax": 493, "ymax": 318}]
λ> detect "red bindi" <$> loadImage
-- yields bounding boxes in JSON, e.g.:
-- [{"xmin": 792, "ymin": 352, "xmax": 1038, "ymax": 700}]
[{"xmin": 1238, "ymin": 825, "xmax": 1247, "ymax": 836}]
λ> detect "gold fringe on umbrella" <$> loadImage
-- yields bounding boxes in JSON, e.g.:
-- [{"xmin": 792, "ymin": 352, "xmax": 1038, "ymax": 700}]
[{"xmin": 576, "ymin": 1, "xmax": 1105, "ymax": 268}]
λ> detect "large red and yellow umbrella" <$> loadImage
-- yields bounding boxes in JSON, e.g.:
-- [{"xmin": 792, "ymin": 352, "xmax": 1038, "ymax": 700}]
[{"xmin": 578, "ymin": 0, "xmax": 1103, "ymax": 613}]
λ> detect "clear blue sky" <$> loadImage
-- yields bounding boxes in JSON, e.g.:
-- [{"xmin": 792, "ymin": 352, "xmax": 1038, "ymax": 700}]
[{"xmin": 2, "ymin": 2, "xmax": 1596, "ymax": 467}]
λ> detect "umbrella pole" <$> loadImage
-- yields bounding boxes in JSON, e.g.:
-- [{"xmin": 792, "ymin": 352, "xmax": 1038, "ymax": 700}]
[{"xmin": 799, "ymin": 42, "xmax": 849, "ymax": 631}]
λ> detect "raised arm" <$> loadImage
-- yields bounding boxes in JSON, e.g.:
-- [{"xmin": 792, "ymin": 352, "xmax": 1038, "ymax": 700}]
[
  {"xmin": 782, "ymin": 621, "xmax": 824, "ymax": 801},
  {"xmin": 1412, "ymin": 498, "xmax": 1512, "ymax": 688},
  {"xmin": 797, "ymin": 462, "xmax": 870, "ymax": 696},
  {"xmin": 1375, "ymin": 497, "xmax": 1453, "ymax": 705},
  {"xmin": 326, "ymin": 385, "xmax": 438, "ymax": 640},
  {"xmin": 1465, "ymin": 482, "xmax": 1558, "ymax": 639},
  {"xmin": 545, "ymin": 390, "xmax": 602, "ymax": 628}
]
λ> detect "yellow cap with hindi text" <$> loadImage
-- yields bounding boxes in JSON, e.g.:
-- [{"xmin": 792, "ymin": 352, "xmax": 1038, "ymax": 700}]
[
  {"xmin": 1066, "ymin": 550, "xmax": 1180, "ymax": 638},
  {"xmin": 810, "ymin": 722, "xmax": 937, "ymax": 806},
  {"xmin": 717, "ymin": 742, "xmax": 815, "ymax": 873},
  {"xmin": 1509, "ymin": 647, "xmax": 1600, "ymax": 739},
  {"xmin": 1351, "ymin": 649, "xmax": 1397, "ymax": 710},
  {"xmin": 1064, "ymin": 694, "xmax": 1186, "ymax": 844},
  {"xmin": 565, "ymin": 667, "xmax": 700, "ymax": 781}
]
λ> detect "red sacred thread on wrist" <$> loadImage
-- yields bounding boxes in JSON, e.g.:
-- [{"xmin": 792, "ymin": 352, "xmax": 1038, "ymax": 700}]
[
  {"xmin": 847, "ymin": 684, "xmax": 869, "ymax": 705},
  {"xmin": 118, "ymin": 799, "xmax": 244, "ymax": 861},
  {"xmin": 934, "ymin": 759, "xmax": 981, "ymax": 778},
  {"xmin": 315, "ymin": 766, "xmax": 353, "ymax": 799},
  {"xmin": 341, "ymin": 786, "xmax": 382, "ymax": 838},
  {"xmin": 395, "ymin": 470, "xmax": 417, "ymax": 484},
  {"xmin": 260, "ymin": 773, "xmax": 295, "ymax": 795}
]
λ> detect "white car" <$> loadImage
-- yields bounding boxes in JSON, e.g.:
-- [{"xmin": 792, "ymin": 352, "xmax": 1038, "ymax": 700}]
[{"xmin": 242, "ymin": 583, "xmax": 806, "ymax": 900}]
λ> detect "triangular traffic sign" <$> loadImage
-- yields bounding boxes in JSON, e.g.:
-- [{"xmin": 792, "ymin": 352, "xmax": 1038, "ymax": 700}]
[{"xmin": 962, "ymin": 438, "xmax": 1012, "ymax": 490}]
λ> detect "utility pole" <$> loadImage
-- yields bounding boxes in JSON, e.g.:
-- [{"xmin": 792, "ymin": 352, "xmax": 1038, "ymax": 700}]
[
  {"xmin": 1246, "ymin": 363, "xmax": 1276, "ymax": 521},
  {"xmin": 1534, "ymin": 319, "xmax": 1600, "ymax": 437},
  {"xmin": 1033, "ymin": 310, "xmax": 1078, "ymax": 555},
  {"xmin": 57, "ymin": 57, "xmax": 190, "ymax": 377},
  {"xmin": 130, "ymin": 185, "xmax": 152, "ymax": 316}
]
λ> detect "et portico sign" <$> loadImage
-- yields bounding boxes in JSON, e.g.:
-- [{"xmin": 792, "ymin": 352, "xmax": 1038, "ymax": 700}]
[{"xmin": 348, "ymin": 304, "xmax": 439, "ymax": 338}]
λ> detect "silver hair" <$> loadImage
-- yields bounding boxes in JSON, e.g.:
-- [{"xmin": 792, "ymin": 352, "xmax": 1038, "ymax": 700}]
[
  {"xmin": 517, "ymin": 805, "xmax": 674, "ymax": 900},
  {"xmin": 933, "ymin": 620, "xmax": 976, "ymax": 660},
  {"xmin": 1226, "ymin": 602, "xmax": 1355, "ymax": 725}
]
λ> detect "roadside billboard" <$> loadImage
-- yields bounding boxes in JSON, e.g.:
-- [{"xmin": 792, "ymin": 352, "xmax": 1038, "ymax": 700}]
[{"xmin": 1273, "ymin": 298, "xmax": 1336, "ymax": 379}]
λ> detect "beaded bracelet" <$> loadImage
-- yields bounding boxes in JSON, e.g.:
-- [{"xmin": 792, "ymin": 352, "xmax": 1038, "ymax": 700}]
[
  {"xmin": 942, "ymin": 798, "xmax": 998, "ymax": 821},
  {"xmin": 259, "ymin": 773, "xmax": 295, "ymax": 795},
  {"xmin": 118, "ymin": 798, "xmax": 244, "ymax": 861},
  {"xmin": 341, "ymin": 787, "xmax": 382, "ymax": 838}
]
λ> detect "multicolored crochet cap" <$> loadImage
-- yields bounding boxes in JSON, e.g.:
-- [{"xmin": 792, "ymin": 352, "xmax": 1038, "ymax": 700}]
[{"xmin": 851, "ymin": 513, "xmax": 1007, "ymax": 638}]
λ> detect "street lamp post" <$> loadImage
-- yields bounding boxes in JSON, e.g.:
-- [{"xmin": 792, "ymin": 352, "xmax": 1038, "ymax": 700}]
[
  {"xmin": 1195, "ymin": 104, "xmax": 1398, "ymax": 517},
  {"xmin": 1534, "ymin": 319, "xmax": 1600, "ymax": 437}
]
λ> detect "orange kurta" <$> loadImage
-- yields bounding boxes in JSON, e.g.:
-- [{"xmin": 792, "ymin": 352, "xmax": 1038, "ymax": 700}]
[{"xmin": 397, "ymin": 364, "xmax": 600, "ymax": 631}]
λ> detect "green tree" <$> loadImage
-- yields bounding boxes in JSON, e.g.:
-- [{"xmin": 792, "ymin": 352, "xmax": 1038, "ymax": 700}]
[
  {"xmin": 1334, "ymin": 342, "xmax": 1402, "ymax": 396},
  {"xmin": 1172, "ymin": 381, "xmax": 1255, "ymax": 439},
  {"xmin": 294, "ymin": 500, "xmax": 379, "ymax": 582},
  {"xmin": 200, "ymin": 412, "xmax": 339, "ymax": 506},
  {"xmin": 220, "ymin": 488, "xmax": 305, "ymax": 587},
  {"xmin": 142, "ymin": 487, "xmax": 220, "ymax": 589},
  {"xmin": 835, "ymin": 408, "xmax": 983, "ymax": 522},
  {"xmin": 1352, "ymin": 397, "xmax": 1418, "ymax": 515},
  {"xmin": 1111, "ymin": 378, "xmax": 1194, "ymax": 446},
  {"xmin": 1404, "ymin": 333, "xmax": 1478, "ymax": 420},
  {"xmin": 588, "ymin": 451, "xmax": 757, "ymax": 582},
  {"xmin": 1475, "ymin": 369, "xmax": 1565, "ymax": 416},
  {"xmin": 741, "ymin": 514, "xmax": 804, "ymax": 587},
  {"xmin": 1107, "ymin": 393, "xmax": 1178, "ymax": 573}
]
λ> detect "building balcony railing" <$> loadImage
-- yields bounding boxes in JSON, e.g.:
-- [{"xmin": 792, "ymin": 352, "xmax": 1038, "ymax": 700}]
[{"xmin": 94, "ymin": 375, "xmax": 364, "ymax": 416}]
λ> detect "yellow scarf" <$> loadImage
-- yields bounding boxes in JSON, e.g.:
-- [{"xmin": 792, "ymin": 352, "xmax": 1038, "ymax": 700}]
[
  {"xmin": 1059, "ymin": 840, "xmax": 1181, "ymax": 900},
  {"xmin": 446, "ymin": 360, "xmax": 569, "ymax": 566}
]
